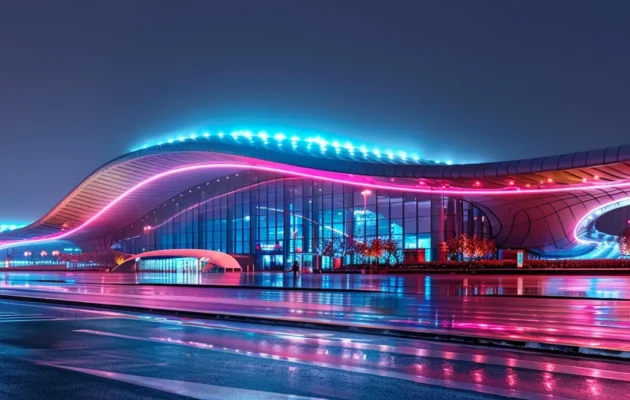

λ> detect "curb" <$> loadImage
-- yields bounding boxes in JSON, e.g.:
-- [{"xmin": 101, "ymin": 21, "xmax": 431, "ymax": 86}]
[{"xmin": 1, "ymin": 293, "xmax": 628, "ymax": 361}]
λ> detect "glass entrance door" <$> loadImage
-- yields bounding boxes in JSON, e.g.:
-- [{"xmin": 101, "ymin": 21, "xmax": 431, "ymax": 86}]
[{"xmin": 261, "ymin": 254, "xmax": 284, "ymax": 271}]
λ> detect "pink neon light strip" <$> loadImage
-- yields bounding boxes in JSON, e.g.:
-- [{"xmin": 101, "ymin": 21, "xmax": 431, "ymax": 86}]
[{"xmin": 3, "ymin": 162, "xmax": 630, "ymax": 250}]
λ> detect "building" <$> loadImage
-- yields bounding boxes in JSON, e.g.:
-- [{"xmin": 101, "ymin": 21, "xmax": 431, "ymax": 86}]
[{"xmin": 1, "ymin": 131, "xmax": 629, "ymax": 269}]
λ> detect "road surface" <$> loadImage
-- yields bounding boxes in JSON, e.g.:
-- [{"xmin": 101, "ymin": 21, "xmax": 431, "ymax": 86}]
[
  {"xmin": 1, "ymin": 299, "xmax": 629, "ymax": 399},
  {"xmin": 1, "ymin": 275, "xmax": 629, "ymax": 354}
]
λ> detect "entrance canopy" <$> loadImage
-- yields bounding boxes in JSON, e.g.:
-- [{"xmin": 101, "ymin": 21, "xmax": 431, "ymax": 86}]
[{"xmin": 113, "ymin": 249, "xmax": 242, "ymax": 272}]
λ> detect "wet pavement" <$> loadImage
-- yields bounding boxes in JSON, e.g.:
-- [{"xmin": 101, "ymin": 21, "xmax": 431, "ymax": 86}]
[
  {"xmin": 1, "ymin": 274, "xmax": 630, "ymax": 353},
  {"xmin": 2, "ymin": 271, "xmax": 630, "ymax": 299},
  {"xmin": 1, "ymin": 299, "xmax": 629, "ymax": 399}
]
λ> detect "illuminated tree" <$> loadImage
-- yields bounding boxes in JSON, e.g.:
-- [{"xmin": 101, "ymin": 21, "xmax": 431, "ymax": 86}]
[
  {"xmin": 475, "ymin": 238, "xmax": 497, "ymax": 260},
  {"xmin": 618, "ymin": 234, "xmax": 630, "ymax": 256},
  {"xmin": 355, "ymin": 240, "xmax": 369, "ymax": 263},
  {"xmin": 369, "ymin": 238, "xmax": 384, "ymax": 263},
  {"xmin": 318, "ymin": 237, "xmax": 357, "ymax": 264},
  {"xmin": 114, "ymin": 252, "xmax": 127, "ymax": 266},
  {"xmin": 354, "ymin": 238, "xmax": 385, "ymax": 266},
  {"xmin": 447, "ymin": 234, "xmax": 496, "ymax": 261},
  {"xmin": 320, "ymin": 239, "xmax": 335, "ymax": 257},
  {"xmin": 383, "ymin": 238, "xmax": 401, "ymax": 265},
  {"xmin": 447, "ymin": 234, "xmax": 467, "ymax": 261}
]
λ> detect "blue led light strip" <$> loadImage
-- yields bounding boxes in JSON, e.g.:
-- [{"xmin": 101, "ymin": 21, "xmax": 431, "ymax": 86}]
[{"xmin": 137, "ymin": 130, "xmax": 453, "ymax": 165}]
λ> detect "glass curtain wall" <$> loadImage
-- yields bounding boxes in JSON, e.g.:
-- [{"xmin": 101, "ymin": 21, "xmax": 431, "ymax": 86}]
[{"xmin": 113, "ymin": 171, "xmax": 491, "ymax": 270}]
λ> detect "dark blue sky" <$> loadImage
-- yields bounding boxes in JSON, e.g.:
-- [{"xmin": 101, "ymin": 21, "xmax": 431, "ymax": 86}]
[{"xmin": 1, "ymin": 0, "xmax": 629, "ymax": 222}]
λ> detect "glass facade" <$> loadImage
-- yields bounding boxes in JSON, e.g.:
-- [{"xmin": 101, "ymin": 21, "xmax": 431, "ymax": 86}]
[
  {"xmin": 113, "ymin": 171, "xmax": 491, "ymax": 271},
  {"xmin": 138, "ymin": 257, "xmax": 201, "ymax": 273}
]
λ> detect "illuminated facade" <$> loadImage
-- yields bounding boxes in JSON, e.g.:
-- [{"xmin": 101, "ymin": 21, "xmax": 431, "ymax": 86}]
[
  {"xmin": 1, "ymin": 130, "xmax": 630, "ymax": 267},
  {"xmin": 112, "ymin": 174, "xmax": 491, "ymax": 269}
]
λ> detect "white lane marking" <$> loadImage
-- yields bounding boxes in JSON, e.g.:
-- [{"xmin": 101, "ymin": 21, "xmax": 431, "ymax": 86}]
[
  {"xmin": 159, "ymin": 319, "xmax": 630, "ymax": 381},
  {"xmin": 74, "ymin": 329, "xmax": 570, "ymax": 400},
  {"xmin": 83, "ymin": 314, "xmax": 630, "ymax": 384},
  {"xmin": 39, "ymin": 363, "xmax": 324, "ymax": 400}
]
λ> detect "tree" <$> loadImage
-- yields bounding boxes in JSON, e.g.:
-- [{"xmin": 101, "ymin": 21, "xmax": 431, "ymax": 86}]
[
  {"xmin": 447, "ymin": 234, "xmax": 496, "ymax": 261},
  {"xmin": 317, "ymin": 237, "xmax": 357, "ymax": 265},
  {"xmin": 339, "ymin": 237, "xmax": 357, "ymax": 259},
  {"xmin": 355, "ymin": 240, "xmax": 369, "ymax": 263},
  {"xmin": 369, "ymin": 238, "xmax": 384, "ymax": 265},
  {"xmin": 447, "ymin": 234, "xmax": 467, "ymax": 261},
  {"xmin": 383, "ymin": 238, "xmax": 401, "ymax": 265},
  {"xmin": 618, "ymin": 233, "xmax": 630, "ymax": 256},
  {"xmin": 320, "ymin": 239, "xmax": 335, "ymax": 257},
  {"xmin": 114, "ymin": 252, "xmax": 126, "ymax": 266},
  {"xmin": 479, "ymin": 238, "xmax": 497, "ymax": 260}
]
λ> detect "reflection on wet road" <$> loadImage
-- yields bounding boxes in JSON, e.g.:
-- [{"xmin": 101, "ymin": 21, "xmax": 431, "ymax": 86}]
[
  {"xmin": 1, "ymin": 300, "xmax": 629, "ymax": 399},
  {"xmin": 1, "ymin": 275, "xmax": 630, "ymax": 352},
  {"xmin": 3, "ymin": 271, "xmax": 630, "ymax": 299}
]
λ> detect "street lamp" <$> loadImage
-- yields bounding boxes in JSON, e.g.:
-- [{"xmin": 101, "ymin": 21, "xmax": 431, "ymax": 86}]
[{"xmin": 360, "ymin": 190, "xmax": 372, "ymax": 211}]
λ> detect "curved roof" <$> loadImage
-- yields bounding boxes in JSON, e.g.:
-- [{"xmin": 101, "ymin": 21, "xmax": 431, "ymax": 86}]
[{"xmin": 1, "ymin": 135, "xmax": 630, "ymax": 250}]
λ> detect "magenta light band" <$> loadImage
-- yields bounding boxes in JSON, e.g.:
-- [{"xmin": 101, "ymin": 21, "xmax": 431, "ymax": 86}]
[{"xmin": 2, "ymin": 162, "xmax": 630, "ymax": 250}]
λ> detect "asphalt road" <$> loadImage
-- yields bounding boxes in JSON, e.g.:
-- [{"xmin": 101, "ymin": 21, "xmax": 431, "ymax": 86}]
[
  {"xmin": 0, "ymin": 277, "xmax": 630, "ymax": 353},
  {"xmin": 1, "ymin": 299, "xmax": 629, "ymax": 399}
]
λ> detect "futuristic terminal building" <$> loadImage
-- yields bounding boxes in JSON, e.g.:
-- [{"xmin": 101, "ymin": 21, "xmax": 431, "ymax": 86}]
[{"xmin": 2, "ymin": 131, "xmax": 630, "ymax": 269}]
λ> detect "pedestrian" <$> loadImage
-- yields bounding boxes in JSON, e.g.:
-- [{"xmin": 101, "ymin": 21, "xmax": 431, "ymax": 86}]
[{"xmin": 292, "ymin": 260, "xmax": 300, "ymax": 280}]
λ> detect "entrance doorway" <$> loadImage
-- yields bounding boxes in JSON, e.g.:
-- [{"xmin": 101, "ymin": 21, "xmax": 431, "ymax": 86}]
[
  {"xmin": 293, "ymin": 253, "xmax": 315, "ymax": 273},
  {"xmin": 260, "ymin": 254, "xmax": 284, "ymax": 271}
]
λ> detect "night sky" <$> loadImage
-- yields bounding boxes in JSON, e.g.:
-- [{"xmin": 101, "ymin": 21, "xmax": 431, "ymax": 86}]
[{"xmin": 1, "ymin": 0, "xmax": 629, "ymax": 222}]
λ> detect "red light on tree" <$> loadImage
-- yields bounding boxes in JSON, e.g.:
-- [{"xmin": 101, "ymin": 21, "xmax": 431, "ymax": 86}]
[{"xmin": 618, "ymin": 232, "xmax": 630, "ymax": 255}]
